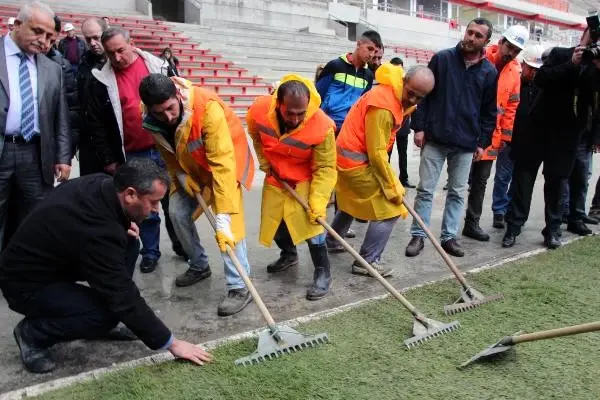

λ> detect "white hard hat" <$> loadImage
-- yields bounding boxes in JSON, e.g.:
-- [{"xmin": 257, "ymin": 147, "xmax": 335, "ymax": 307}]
[
  {"xmin": 522, "ymin": 44, "xmax": 544, "ymax": 68},
  {"xmin": 503, "ymin": 25, "xmax": 529, "ymax": 50},
  {"xmin": 7, "ymin": 17, "xmax": 15, "ymax": 25},
  {"xmin": 63, "ymin": 23, "xmax": 75, "ymax": 32}
]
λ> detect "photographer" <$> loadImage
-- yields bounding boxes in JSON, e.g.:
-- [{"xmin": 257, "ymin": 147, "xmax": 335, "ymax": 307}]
[{"xmin": 504, "ymin": 24, "xmax": 599, "ymax": 249}]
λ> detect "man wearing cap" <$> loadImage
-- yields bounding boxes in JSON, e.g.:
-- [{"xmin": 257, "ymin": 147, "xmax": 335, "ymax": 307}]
[
  {"xmin": 462, "ymin": 25, "xmax": 527, "ymax": 242},
  {"xmin": 58, "ymin": 22, "xmax": 84, "ymax": 74}
]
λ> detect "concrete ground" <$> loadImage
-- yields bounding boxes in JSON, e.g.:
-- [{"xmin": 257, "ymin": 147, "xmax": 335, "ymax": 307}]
[{"xmin": 2, "ymin": 147, "xmax": 600, "ymax": 394}]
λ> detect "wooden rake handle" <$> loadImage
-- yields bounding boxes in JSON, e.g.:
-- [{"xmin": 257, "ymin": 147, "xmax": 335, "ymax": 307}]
[
  {"xmin": 402, "ymin": 200, "xmax": 469, "ymax": 290},
  {"xmin": 176, "ymin": 174, "xmax": 278, "ymax": 329},
  {"xmin": 510, "ymin": 321, "xmax": 600, "ymax": 345},
  {"xmin": 276, "ymin": 177, "xmax": 420, "ymax": 316}
]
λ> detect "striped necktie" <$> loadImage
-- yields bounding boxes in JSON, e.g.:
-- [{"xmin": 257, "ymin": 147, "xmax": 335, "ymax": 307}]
[{"xmin": 17, "ymin": 53, "xmax": 35, "ymax": 142}]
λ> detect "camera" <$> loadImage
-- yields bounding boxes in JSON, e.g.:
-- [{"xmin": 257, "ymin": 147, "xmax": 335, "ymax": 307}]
[{"xmin": 582, "ymin": 10, "xmax": 600, "ymax": 63}]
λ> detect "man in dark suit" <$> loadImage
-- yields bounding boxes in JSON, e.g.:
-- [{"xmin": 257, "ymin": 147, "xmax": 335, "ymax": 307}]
[
  {"xmin": 0, "ymin": 1, "xmax": 72, "ymax": 249},
  {"xmin": 505, "ymin": 29, "xmax": 600, "ymax": 249},
  {"xmin": 0, "ymin": 159, "xmax": 213, "ymax": 373}
]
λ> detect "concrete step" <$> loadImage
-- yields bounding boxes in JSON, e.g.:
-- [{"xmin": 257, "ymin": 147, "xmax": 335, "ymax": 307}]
[
  {"xmin": 196, "ymin": 83, "xmax": 270, "ymax": 95},
  {"xmin": 180, "ymin": 67, "xmax": 248, "ymax": 78}
]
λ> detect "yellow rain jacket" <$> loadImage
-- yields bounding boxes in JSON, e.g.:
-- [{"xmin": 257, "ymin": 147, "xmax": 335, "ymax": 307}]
[
  {"xmin": 142, "ymin": 77, "xmax": 251, "ymax": 242},
  {"xmin": 335, "ymin": 63, "xmax": 417, "ymax": 221},
  {"xmin": 247, "ymin": 74, "xmax": 337, "ymax": 246}
]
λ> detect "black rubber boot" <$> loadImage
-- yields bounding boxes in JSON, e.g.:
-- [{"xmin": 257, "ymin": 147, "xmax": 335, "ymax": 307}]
[
  {"xmin": 267, "ymin": 253, "xmax": 299, "ymax": 273},
  {"xmin": 306, "ymin": 244, "xmax": 331, "ymax": 301}
]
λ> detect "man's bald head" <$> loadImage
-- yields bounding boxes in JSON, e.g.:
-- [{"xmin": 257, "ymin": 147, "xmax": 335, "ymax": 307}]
[
  {"xmin": 402, "ymin": 65, "xmax": 434, "ymax": 109},
  {"xmin": 81, "ymin": 17, "xmax": 107, "ymax": 56}
]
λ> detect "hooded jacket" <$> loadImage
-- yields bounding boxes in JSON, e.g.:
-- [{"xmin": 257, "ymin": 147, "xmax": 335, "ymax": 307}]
[
  {"xmin": 315, "ymin": 53, "xmax": 374, "ymax": 131},
  {"xmin": 247, "ymin": 74, "xmax": 337, "ymax": 246},
  {"xmin": 335, "ymin": 63, "xmax": 416, "ymax": 221}
]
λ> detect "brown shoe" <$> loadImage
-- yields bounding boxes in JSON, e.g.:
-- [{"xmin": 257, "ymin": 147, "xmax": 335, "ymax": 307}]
[
  {"xmin": 405, "ymin": 236, "xmax": 424, "ymax": 257},
  {"xmin": 441, "ymin": 238, "xmax": 464, "ymax": 257}
]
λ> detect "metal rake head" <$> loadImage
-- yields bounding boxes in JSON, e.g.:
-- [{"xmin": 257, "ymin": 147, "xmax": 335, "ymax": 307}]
[
  {"xmin": 235, "ymin": 326, "xmax": 329, "ymax": 366},
  {"xmin": 444, "ymin": 287, "xmax": 504, "ymax": 315},
  {"xmin": 404, "ymin": 317, "xmax": 461, "ymax": 349}
]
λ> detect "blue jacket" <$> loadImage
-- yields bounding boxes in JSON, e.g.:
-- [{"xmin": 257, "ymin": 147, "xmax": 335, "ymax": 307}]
[
  {"xmin": 316, "ymin": 54, "xmax": 373, "ymax": 131},
  {"xmin": 411, "ymin": 43, "xmax": 498, "ymax": 151}
]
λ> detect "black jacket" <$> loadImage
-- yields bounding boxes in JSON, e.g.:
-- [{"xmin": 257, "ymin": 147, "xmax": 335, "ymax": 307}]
[
  {"xmin": 531, "ymin": 47, "xmax": 600, "ymax": 176},
  {"xmin": 47, "ymin": 48, "xmax": 80, "ymax": 156},
  {"xmin": 57, "ymin": 36, "xmax": 85, "ymax": 64},
  {"xmin": 0, "ymin": 174, "xmax": 172, "ymax": 350},
  {"xmin": 411, "ymin": 43, "xmax": 498, "ymax": 152},
  {"xmin": 509, "ymin": 78, "xmax": 540, "ymax": 163}
]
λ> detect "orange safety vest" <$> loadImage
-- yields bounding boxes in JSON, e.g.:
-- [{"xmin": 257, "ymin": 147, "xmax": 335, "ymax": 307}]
[
  {"xmin": 185, "ymin": 87, "xmax": 255, "ymax": 189},
  {"xmin": 248, "ymin": 95, "xmax": 335, "ymax": 187},
  {"xmin": 482, "ymin": 45, "xmax": 521, "ymax": 160},
  {"xmin": 336, "ymin": 84, "xmax": 404, "ymax": 169}
]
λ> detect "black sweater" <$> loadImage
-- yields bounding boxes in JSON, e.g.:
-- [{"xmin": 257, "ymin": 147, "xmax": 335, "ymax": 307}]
[{"xmin": 0, "ymin": 174, "xmax": 171, "ymax": 350}]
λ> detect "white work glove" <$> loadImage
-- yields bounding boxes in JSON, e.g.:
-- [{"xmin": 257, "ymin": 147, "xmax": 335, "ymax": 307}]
[{"xmin": 214, "ymin": 213, "xmax": 235, "ymax": 252}]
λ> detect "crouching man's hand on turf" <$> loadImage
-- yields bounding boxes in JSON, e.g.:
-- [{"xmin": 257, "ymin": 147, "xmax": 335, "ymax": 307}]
[{"xmin": 168, "ymin": 338, "xmax": 214, "ymax": 366}]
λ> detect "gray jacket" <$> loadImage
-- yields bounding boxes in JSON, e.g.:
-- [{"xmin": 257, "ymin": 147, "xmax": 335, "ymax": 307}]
[{"xmin": 0, "ymin": 36, "xmax": 72, "ymax": 185}]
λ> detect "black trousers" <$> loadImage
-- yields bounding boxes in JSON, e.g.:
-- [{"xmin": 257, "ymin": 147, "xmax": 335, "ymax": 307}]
[
  {"xmin": 2, "ymin": 237, "xmax": 140, "ymax": 348},
  {"xmin": 505, "ymin": 157, "xmax": 564, "ymax": 235},
  {"xmin": 273, "ymin": 221, "xmax": 327, "ymax": 269},
  {"xmin": 564, "ymin": 142, "xmax": 591, "ymax": 223},
  {"xmin": 387, "ymin": 134, "xmax": 410, "ymax": 184},
  {"xmin": 0, "ymin": 140, "xmax": 48, "ymax": 251},
  {"xmin": 465, "ymin": 160, "xmax": 494, "ymax": 225}
]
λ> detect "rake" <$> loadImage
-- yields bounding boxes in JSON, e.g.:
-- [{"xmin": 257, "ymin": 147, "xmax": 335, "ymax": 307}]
[
  {"xmin": 403, "ymin": 201, "xmax": 504, "ymax": 315},
  {"xmin": 278, "ymin": 178, "xmax": 460, "ymax": 348},
  {"xmin": 459, "ymin": 321, "xmax": 600, "ymax": 368},
  {"xmin": 176, "ymin": 174, "xmax": 328, "ymax": 366}
]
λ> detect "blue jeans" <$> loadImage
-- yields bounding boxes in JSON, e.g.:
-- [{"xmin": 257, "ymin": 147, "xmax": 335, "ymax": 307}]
[
  {"xmin": 169, "ymin": 188, "xmax": 250, "ymax": 290},
  {"xmin": 410, "ymin": 142, "xmax": 473, "ymax": 242},
  {"xmin": 126, "ymin": 148, "xmax": 179, "ymax": 261},
  {"xmin": 562, "ymin": 142, "xmax": 593, "ymax": 221},
  {"xmin": 491, "ymin": 144, "xmax": 514, "ymax": 216}
]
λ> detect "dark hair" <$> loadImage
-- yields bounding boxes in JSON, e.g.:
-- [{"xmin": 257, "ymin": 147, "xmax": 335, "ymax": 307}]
[
  {"xmin": 276, "ymin": 80, "xmax": 310, "ymax": 104},
  {"xmin": 390, "ymin": 57, "xmax": 404, "ymax": 66},
  {"xmin": 139, "ymin": 73, "xmax": 177, "ymax": 107},
  {"xmin": 113, "ymin": 158, "xmax": 170, "ymax": 195},
  {"xmin": 361, "ymin": 30, "xmax": 383, "ymax": 49},
  {"xmin": 53, "ymin": 15, "xmax": 61, "ymax": 33},
  {"xmin": 161, "ymin": 47, "xmax": 172, "ymax": 57},
  {"xmin": 101, "ymin": 26, "xmax": 130, "ymax": 44},
  {"xmin": 467, "ymin": 18, "xmax": 493, "ymax": 40}
]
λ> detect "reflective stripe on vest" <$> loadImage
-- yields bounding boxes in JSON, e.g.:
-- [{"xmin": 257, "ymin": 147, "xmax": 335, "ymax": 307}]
[
  {"xmin": 501, "ymin": 128, "xmax": 512, "ymax": 137},
  {"xmin": 508, "ymin": 93, "xmax": 520, "ymax": 103},
  {"xmin": 187, "ymin": 137, "xmax": 204, "ymax": 153},
  {"xmin": 257, "ymin": 123, "xmax": 278, "ymax": 138},
  {"xmin": 337, "ymin": 145, "xmax": 368, "ymax": 163},
  {"xmin": 486, "ymin": 149, "xmax": 498, "ymax": 157}
]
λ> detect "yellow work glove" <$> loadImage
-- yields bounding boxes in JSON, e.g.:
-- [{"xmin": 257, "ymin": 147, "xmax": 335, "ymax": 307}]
[
  {"xmin": 183, "ymin": 175, "xmax": 201, "ymax": 198},
  {"xmin": 308, "ymin": 208, "xmax": 326, "ymax": 225},
  {"xmin": 390, "ymin": 181, "xmax": 406, "ymax": 205},
  {"xmin": 214, "ymin": 213, "xmax": 235, "ymax": 252}
]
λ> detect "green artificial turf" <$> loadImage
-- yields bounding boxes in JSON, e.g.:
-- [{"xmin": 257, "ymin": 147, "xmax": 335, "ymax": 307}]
[{"xmin": 39, "ymin": 237, "xmax": 600, "ymax": 400}]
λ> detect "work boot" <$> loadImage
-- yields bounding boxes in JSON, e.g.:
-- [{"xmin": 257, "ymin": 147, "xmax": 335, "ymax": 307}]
[
  {"xmin": 567, "ymin": 221, "xmax": 592, "ymax": 236},
  {"xmin": 405, "ymin": 236, "xmax": 424, "ymax": 257},
  {"xmin": 139, "ymin": 257, "xmax": 158, "ymax": 274},
  {"xmin": 402, "ymin": 181, "xmax": 416, "ymax": 189},
  {"xmin": 351, "ymin": 261, "xmax": 393, "ymax": 277},
  {"xmin": 306, "ymin": 245, "xmax": 331, "ymax": 300},
  {"xmin": 266, "ymin": 253, "xmax": 298, "ymax": 273},
  {"xmin": 583, "ymin": 214, "xmax": 599, "ymax": 225},
  {"xmin": 544, "ymin": 233, "xmax": 562, "ymax": 250},
  {"xmin": 172, "ymin": 241, "xmax": 189, "ymax": 259},
  {"xmin": 13, "ymin": 320, "xmax": 55, "ymax": 374},
  {"xmin": 541, "ymin": 227, "xmax": 562, "ymax": 238},
  {"xmin": 175, "ymin": 266, "xmax": 212, "ymax": 287},
  {"xmin": 462, "ymin": 224, "xmax": 490, "ymax": 241},
  {"xmin": 441, "ymin": 238, "xmax": 464, "ymax": 257},
  {"xmin": 217, "ymin": 288, "xmax": 252, "ymax": 317},
  {"xmin": 493, "ymin": 214, "xmax": 505, "ymax": 229},
  {"xmin": 345, "ymin": 228, "xmax": 357, "ymax": 238},
  {"xmin": 502, "ymin": 226, "xmax": 520, "ymax": 248}
]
